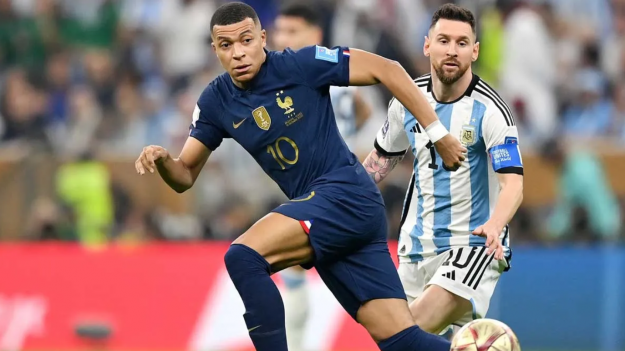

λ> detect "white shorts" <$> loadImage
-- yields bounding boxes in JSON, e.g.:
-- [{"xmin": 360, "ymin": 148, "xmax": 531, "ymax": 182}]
[{"xmin": 398, "ymin": 246, "xmax": 507, "ymax": 326}]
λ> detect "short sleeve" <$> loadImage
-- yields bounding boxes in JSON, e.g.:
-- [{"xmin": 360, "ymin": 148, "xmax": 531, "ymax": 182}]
[
  {"xmin": 189, "ymin": 87, "xmax": 228, "ymax": 151},
  {"xmin": 482, "ymin": 107, "xmax": 523, "ymax": 174},
  {"xmin": 285, "ymin": 45, "xmax": 350, "ymax": 89},
  {"xmin": 374, "ymin": 98, "xmax": 410, "ymax": 156}
]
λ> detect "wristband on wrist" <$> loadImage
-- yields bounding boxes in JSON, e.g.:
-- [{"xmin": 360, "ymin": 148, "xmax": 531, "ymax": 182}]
[{"xmin": 424, "ymin": 120, "xmax": 449, "ymax": 143}]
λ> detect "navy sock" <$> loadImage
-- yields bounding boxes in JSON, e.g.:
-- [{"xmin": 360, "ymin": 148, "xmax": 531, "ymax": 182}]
[
  {"xmin": 224, "ymin": 244, "xmax": 287, "ymax": 351},
  {"xmin": 378, "ymin": 325, "xmax": 451, "ymax": 351}
]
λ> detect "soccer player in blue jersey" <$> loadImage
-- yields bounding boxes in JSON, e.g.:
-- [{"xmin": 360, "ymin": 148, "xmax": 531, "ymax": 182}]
[
  {"xmin": 134, "ymin": 3, "xmax": 465, "ymax": 351},
  {"xmin": 363, "ymin": 4, "xmax": 524, "ymax": 336}
]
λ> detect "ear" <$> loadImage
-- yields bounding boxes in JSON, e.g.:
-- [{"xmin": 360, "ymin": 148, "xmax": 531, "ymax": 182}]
[
  {"xmin": 472, "ymin": 41, "xmax": 480, "ymax": 62},
  {"xmin": 211, "ymin": 41, "xmax": 217, "ymax": 53},
  {"xmin": 261, "ymin": 29, "xmax": 267, "ymax": 47},
  {"xmin": 423, "ymin": 36, "xmax": 430, "ymax": 57}
]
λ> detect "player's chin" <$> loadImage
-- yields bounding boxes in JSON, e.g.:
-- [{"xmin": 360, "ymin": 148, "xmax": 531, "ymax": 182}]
[{"xmin": 232, "ymin": 70, "xmax": 255, "ymax": 83}]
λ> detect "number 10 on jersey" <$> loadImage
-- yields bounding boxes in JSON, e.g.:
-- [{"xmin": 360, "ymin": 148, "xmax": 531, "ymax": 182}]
[{"xmin": 267, "ymin": 136, "xmax": 299, "ymax": 170}]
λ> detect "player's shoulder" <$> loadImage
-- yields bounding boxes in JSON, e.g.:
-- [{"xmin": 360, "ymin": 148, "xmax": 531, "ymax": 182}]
[
  {"xmin": 196, "ymin": 73, "xmax": 231, "ymax": 118},
  {"xmin": 470, "ymin": 77, "xmax": 515, "ymax": 127},
  {"xmin": 414, "ymin": 73, "xmax": 431, "ymax": 89}
]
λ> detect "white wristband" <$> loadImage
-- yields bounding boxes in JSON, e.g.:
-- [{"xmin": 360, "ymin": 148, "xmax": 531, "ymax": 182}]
[{"xmin": 424, "ymin": 120, "xmax": 449, "ymax": 143}]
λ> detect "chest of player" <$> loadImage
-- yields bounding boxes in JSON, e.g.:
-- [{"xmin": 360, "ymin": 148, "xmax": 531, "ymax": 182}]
[
  {"xmin": 224, "ymin": 86, "xmax": 317, "ymax": 150},
  {"xmin": 405, "ymin": 97, "xmax": 487, "ymax": 163}
]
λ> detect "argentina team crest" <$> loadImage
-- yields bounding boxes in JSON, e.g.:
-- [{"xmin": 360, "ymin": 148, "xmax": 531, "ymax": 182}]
[
  {"xmin": 252, "ymin": 106, "xmax": 271, "ymax": 131},
  {"xmin": 460, "ymin": 125, "xmax": 476, "ymax": 146}
]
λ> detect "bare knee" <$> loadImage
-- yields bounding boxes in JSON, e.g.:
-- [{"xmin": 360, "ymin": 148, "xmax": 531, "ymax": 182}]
[
  {"xmin": 357, "ymin": 299, "xmax": 415, "ymax": 342},
  {"xmin": 409, "ymin": 285, "xmax": 472, "ymax": 334}
]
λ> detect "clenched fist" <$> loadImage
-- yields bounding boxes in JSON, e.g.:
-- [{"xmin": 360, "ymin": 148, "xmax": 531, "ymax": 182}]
[
  {"xmin": 435, "ymin": 134, "xmax": 467, "ymax": 171},
  {"xmin": 135, "ymin": 145, "xmax": 170, "ymax": 175}
]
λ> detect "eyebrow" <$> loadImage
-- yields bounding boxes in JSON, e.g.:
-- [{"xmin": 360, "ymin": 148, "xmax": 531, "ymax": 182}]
[
  {"xmin": 437, "ymin": 33, "xmax": 471, "ymax": 41},
  {"xmin": 216, "ymin": 29, "xmax": 254, "ymax": 41}
]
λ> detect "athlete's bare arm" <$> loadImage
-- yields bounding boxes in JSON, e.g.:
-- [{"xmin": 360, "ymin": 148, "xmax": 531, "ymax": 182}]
[
  {"xmin": 362, "ymin": 149, "xmax": 404, "ymax": 184},
  {"xmin": 472, "ymin": 173, "xmax": 523, "ymax": 260},
  {"xmin": 135, "ymin": 137, "xmax": 211, "ymax": 193},
  {"xmin": 347, "ymin": 49, "xmax": 466, "ymax": 170}
]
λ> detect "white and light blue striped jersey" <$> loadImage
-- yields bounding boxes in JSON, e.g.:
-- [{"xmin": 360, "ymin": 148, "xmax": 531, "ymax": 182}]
[
  {"xmin": 375, "ymin": 73, "xmax": 522, "ymax": 263},
  {"xmin": 330, "ymin": 86, "xmax": 358, "ymax": 146}
]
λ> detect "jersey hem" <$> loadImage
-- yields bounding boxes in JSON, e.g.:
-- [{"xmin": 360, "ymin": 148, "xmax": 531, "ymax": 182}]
[{"xmin": 374, "ymin": 139, "xmax": 407, "ymax": 157}]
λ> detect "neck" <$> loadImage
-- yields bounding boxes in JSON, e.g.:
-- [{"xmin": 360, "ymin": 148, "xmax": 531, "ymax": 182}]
[{"xmin": 431, "ymin": 69, "xmax": 473, "ymax": 102}]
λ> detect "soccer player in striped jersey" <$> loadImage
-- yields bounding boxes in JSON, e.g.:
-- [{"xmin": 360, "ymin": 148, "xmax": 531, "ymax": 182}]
[
  {"xmin": 363, "ymin": 4, "xmax": 524, "ymax": 334},
  {"xmin": 271, "ymin": 5, "xmax": 372, "ymax": 350}
]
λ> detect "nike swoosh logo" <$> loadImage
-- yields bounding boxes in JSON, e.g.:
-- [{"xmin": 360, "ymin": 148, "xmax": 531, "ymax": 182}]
[
  {"xmin": 233, "ymin": 119, "xmax": 245, "ymax": 129},
  {"xmin": 290, "ymin": 191, "xmax": 315, "ymax": 202},
  {"xmin": 248, "ymin": 325, "xmax": 262, "ymax": 332}
]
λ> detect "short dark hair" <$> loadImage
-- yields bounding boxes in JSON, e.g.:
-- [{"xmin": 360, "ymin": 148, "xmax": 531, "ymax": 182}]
[
  {"xmin": 430, "ymin": 4, "xmax": 476, "ymax": 34},
  {"xmin": 210, "ymin": 2, "xmax": 260, "ymax": 32},
  {"xmin": 278, "ymin": 2, "xmax": 322, "ymax": 27}
]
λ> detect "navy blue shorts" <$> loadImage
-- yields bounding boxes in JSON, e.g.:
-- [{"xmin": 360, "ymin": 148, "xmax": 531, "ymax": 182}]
[{"xmin": 272, "ymin": 183, "xmax": 407, "ymax": 319}]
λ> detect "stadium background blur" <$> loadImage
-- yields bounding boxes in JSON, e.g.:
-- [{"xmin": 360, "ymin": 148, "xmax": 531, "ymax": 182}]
[{"xmin": 0, "ymin": 0, "xmax": 623, "ymax": 351}]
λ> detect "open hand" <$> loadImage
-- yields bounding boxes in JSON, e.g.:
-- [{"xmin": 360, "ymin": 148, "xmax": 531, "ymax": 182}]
[
  {"xmin": 472, "ymin": 222, "xmax": 504, "ymax": 260},
  {"xmin": 135, "ymin": 145, "xmax": 169, "ymax": 175}
]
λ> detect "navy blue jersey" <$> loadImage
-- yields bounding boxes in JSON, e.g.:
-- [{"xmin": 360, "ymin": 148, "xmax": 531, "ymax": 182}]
[{"xmin": 190, "ymin": 45, "xmax": 372, "ymax": 199}]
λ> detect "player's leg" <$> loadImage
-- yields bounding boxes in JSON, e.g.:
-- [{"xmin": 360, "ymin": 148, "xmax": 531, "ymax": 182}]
[
  {"xmin": 406, "ymin": 247, "xmax": 505, "ymax": 334},
  {"xmin": 315, "ymin": 240, "xmax": 452, "ymax": 351},
  {"xmin": 409, "ymin": 285, "xmax": 473, "ymax": 334},
  {"xmin": 224, "ymin": 212, "xmax": 313, "ymax": 351},
  {"xmin": 281, "ymin": 266, "xmax": 309, "ymax": 351}
]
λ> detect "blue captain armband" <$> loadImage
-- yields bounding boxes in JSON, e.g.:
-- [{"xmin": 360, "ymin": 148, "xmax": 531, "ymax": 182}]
[{"xmin": 490, "ymin": 143, "xmax": 523, "ymax": 171}]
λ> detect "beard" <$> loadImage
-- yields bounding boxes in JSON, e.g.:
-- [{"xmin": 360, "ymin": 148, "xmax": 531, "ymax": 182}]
[{"xmin": 433, "ymin": 60, "xmax": 470, "ymax": 85}]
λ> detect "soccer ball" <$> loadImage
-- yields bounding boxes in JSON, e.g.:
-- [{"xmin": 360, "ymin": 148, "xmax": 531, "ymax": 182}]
[{"xmin": 451, "ymin": 319, "xmax": 520, "ymax": 351}]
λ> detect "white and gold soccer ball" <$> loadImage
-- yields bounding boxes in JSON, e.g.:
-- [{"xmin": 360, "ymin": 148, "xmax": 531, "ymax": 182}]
[{"xmin": 451, "ymin": 319, "xmax": 521, "ymax": 351}]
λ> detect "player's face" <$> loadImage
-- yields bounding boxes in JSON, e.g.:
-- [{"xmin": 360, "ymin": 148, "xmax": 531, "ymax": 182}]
[
  {"xmin": 212, "ymin": 18, "xmax": 267, "ymax": 85},
  {"xmin": 425, "ymin": 19, "xmax": 478, "ymax": 85},
  {"xmin": 273, "ymin": 15, "xmax": 322, "ymax": 51}
]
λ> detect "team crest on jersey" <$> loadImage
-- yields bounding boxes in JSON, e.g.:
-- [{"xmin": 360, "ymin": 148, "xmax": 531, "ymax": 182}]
[
  {"xmin": 276, "ymin": 91, "xmax": 295, "ymax": 115},
  {"xmin": 460, "ymin": 125, "xmax": 476, "ymax": 146},
  {"xmin": 252, "ymin": 106, "xmax": 271, "ymax": 131}
]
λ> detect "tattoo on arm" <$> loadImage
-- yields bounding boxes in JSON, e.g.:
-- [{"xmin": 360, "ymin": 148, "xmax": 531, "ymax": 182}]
[{"xmin": 363, "ymin": 149, "xmax": 404, "ymax": 184}]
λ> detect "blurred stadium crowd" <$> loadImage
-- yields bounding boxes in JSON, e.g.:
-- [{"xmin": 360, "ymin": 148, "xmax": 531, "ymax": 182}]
[{"xmin": 0, "ymin": 0, "xmax": 623, "ymax": 245}]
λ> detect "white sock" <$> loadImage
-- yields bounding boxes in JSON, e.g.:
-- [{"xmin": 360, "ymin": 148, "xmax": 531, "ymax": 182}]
[{"xmin": 281, "ymin": 269, "xmax": 309, "ymax": 351}]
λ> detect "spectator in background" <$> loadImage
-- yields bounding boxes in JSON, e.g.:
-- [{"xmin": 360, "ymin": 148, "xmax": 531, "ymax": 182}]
[
  {"xmin": 601, "ymin": 0, "xmax": 625, "ymax": 82},
  {"xmin": 0, "ymin": 69, "xmax": 50, "ymax": 147},
  {"xmin": 611, "ymin": 79, "xmax": 625, "ymax": 141},
  {"xmin": 55, "ymin": 151, "xmax": 114, "ymax": 247},
  {"xmin": 498, "ymin": 0, "xmax": 558, "ymax": 145},
  {"xmin": 544, "ymin": 138, "xmax": 621, "ymax": 242},
  {"xmin": 152, "ymin": 0, "xmax": 214, "ymax": 93},
  {"xmin": 0, "ymin": 0, "xmax": 58, "ymax": 74},
  {"xmin": 48, "ymin": 84, "xmax": 102, "ymax": 158},
  {"xmin": 57, "ymin": 0, "xmax": 119, "ymax": 49},
  {"xmin": 44, "ymin": 49, "xmax": 72, "ymax": 125},
  {"xmin": 561, "ymin": 68, "xmax": 613, "ymax": 137}
]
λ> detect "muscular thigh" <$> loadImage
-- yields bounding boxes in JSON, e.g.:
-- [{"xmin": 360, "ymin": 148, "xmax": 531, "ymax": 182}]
[
  {"xmin": 402, "ymin": 247, "xmax": 504, "ymax": 334},
  {"xmin": 233, "ymin": 212, "xmax": 313, "ymax": 272}
]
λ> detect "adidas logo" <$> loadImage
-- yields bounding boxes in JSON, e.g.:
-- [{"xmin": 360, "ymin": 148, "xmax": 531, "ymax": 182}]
[
  {"xmin": 410, "ymin": 124, "xmax": 422, "ymax": 133},
  {"xmin": 399, "ymin": 245, "xmax": 406, "ymax": 254},
  {"xmin": 442, "ymin": 271, "xmax": 456, "ymax": 281}
]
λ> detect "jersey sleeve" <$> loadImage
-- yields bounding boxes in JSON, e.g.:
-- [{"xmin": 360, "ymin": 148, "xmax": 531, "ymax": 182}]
[
  {"xmin": 482, "ymin": 106, "xmax": 523, "ymax": 174},
  {"xmin": 189, "ymin": 86, "xmax": 229, "ymax": 151},
  {"xmin": 285, "ymin": 45, "xmax": 350, "ymax": 89},
  {"xmin": 374, "ymin": 98, "xmax": 410, "ymax": 156}
]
